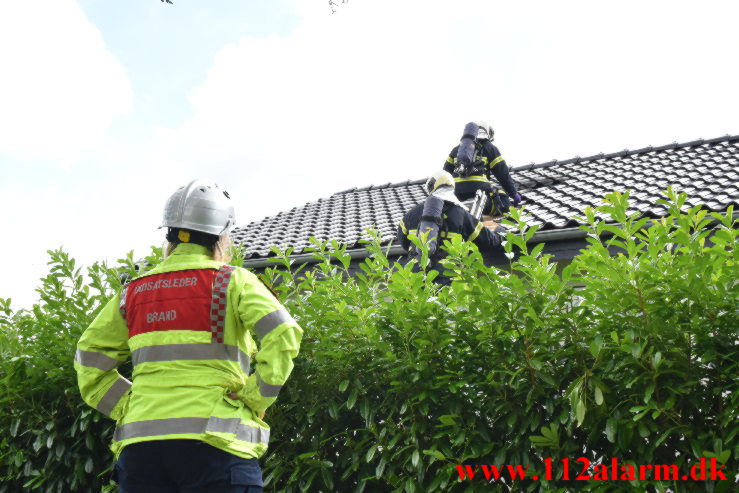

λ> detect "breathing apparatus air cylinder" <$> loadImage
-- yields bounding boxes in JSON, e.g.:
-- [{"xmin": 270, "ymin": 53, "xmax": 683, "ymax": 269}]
[
  {"xmin": 454, "ymin": 122, "xmax": 480, "ymax": 177},
  {"xmin": 414, "ymin": 195, "xmax": 445, "ymax": 259}
]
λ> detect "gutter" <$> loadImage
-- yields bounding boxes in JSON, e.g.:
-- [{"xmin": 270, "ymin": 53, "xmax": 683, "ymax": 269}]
[
  {"xmin": 242, "ymin": 226, "xmax": 590, "ymax": 269},
  {"xmin": 242, "ymin": 210, "xmax": 738, "ymax": 269},
  {"xmin": 243, "ymin": 244, "xmax": 407, "ymax": 269},
  {"xmin": 529, "ymin": 208, "xmax": 739, "ymax": 244}
]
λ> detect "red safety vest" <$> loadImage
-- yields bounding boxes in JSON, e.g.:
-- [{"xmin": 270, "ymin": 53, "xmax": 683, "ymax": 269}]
[{"xmin": 121, "ymin": 265, "xmax": 235, "ymax": 343}]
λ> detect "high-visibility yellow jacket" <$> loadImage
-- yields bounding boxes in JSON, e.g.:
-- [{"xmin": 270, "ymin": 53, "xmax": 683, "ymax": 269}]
[{"xmin": 74, "ymin": 243, "xmax": 303, "ymax": 459}]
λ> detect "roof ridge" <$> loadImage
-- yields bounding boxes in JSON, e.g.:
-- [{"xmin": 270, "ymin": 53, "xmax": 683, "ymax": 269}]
[
  {"xmin": 335, "ymin": 178, "xmax": 425, "ymax": 196},
  {"xmin": 336, "ymin": 134, "xmax": 739, "ymax": 191},
  {"xmin": 511, "ymin": 133, "xmax": 739, "ymax": 172}
]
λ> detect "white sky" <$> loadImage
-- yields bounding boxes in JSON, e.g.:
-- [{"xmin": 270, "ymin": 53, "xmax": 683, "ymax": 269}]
[{"xmin": 1, "ymin": 0, "xmax": 737, "ymax": 310}]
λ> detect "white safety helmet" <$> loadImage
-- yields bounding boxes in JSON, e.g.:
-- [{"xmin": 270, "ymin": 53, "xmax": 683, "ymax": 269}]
[
  {"xmin": 424, "ymin": 170, "xmax": 455, "ymax": 194},
  {"xmin": 161, "ymin": 178, "xmax": 235, "ymax": 235},
  {"xmin": 476, "ymin": 121, "xmax": 494, "ymax": 141}
]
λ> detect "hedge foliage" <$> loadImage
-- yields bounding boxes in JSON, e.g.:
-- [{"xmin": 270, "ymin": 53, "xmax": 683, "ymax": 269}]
[
  {"xmin": 1, "ymin": 189, "xmax": 737, "ymax": 492},
  {"xmin": 0, "ymin": 248, "xmax": 165, "ymax": 492}
]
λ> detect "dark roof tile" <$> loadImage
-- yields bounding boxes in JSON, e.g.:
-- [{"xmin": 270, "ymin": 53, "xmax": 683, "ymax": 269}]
[{"xmin": 233, "ymin": 135, "xmax": 739, "ymax": 258}]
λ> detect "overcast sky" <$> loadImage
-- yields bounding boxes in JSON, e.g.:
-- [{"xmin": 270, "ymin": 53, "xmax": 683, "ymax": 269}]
[{"xmin": 1, "ymin": 0, "xmax": 737, "ymax": 310}]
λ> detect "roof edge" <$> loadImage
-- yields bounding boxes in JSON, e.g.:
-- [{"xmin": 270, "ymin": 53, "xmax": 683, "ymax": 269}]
[
  {"xmin": 242, "ymin": 228, "xmax": 589, "ymax": 268},
  {"xmin": 335, "ymin": 178, "xmax": 425, "ymax": 196},
  {"xmin": 511, "ymin": 133, "xmax": 739, "ymax": 173},
  {"xmin": 242, "ymin": 209, "xmax": 739, "ymax": 268}
]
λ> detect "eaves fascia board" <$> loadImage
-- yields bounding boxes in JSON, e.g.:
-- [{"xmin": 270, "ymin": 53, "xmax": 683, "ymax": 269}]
[
  {"xmin": 243, "ymin": 244, "xmax": 407, "ymax": 269},
  {"xmin": 241, "ymin": 228, "xmax": 586, "ymax": 268}
]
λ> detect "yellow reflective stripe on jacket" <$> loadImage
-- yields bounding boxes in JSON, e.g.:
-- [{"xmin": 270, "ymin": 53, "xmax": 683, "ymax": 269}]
[
  {"xmin": 75, "ymin": 349, "xmax": 120, "ymax": 371},
  {"xmin": 490, "ymin": 156, "xmax": 505, "ymax": 167},
  {"xmin": 449, "ymin": 155, "xmax": 488, "ymax": 165},
  {"xmin": 256, "ymin": 372, "xmax": 283, "ymax": 398},
  {"xmin": 407, "ymin": 229, "xmax": 460, "ymax": 240},
  {"xmin": 97, "ymin": 377, "xmax": 131, "ymax": 416},
  {"xmin": 455, "ymin": 175, "xmax": 489, "ymax": 183},
  {"xmin": 114, "ymin": 417, "xmax": 269, "ymax": 444},
  {"xmin": 131, "ymin": 343, "xmax": 251, "ymax": 374},
  {"xmin": 254, "ymin": 309, "xmax": 294, "ymax": 340},
  {"xmin": 468, "ymin": 222, "xmax": 484, "ymax": 242},
  {"xmin": 399, "ymin": 219, "xmax": 408, "ymax": 235}
]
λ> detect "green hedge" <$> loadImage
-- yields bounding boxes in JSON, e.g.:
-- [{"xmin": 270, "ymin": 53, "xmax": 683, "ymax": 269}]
[
  {"xmin": 1, "ymin": 189, "xmax": 737, "ymax": 493},
  {"xmin": 0, "ymin": 249, "xmax": 165, "ymax": 492}
]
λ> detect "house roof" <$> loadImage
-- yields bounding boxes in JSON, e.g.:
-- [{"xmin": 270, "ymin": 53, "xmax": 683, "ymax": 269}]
[{"xmin": 231, "ymin": 134, "xmax": 739, "ymax": 259}]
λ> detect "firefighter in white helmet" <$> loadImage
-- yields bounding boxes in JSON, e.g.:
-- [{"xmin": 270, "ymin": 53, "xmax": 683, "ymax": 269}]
[
  {"xmin": 397, "ymin": 171, "xmax": 506, "ymax": 285},
  {"xmin": 75, "ymin": 178, "xmax": 302, "ymax": 492},
  {"xmin": 444, "ymin": 121, "xmax": 522, "ymax": 216}
]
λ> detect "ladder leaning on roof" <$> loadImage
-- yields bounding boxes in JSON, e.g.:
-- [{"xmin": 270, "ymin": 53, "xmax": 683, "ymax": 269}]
[{"xmin": 463, "ymin": 189, "xmax": 504, "ymax": 231}]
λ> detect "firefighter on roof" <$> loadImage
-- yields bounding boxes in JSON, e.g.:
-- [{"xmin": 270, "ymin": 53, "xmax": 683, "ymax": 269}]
[
  {"xmin": 397, "ymin": 171, "xmax": 506, "ymax": 285},
  {"xmin": 444, "ymin": 121, "xmax": 522, "ymax": 216},
  {"xmin": 74, "ymin": 178, "xmax": 302, "ymax": 492}
]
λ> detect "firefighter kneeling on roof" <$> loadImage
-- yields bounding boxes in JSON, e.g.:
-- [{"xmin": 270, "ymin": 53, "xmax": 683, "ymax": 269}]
[
  {"xmin": 443, "ymin": 121, "xmax": 522, "ymax": 216},
  {"xmin": 74, "ymin": 178, "xmax": 303, "ymax": 492},
  {"xmin": 397, "ymin": 171, "xmax": 507, "ymax": 285}
]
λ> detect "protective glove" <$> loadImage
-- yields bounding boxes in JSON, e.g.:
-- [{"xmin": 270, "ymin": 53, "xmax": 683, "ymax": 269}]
[{"xmin": 512, "ymin": 193, "xmax": 522, "ymax": 206}]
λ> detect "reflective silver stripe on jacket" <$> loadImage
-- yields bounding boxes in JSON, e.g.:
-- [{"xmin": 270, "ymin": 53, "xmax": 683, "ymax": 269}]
[
  {"xmin": 256, "ymin": 373, "xmax": 282, "ymax": 398},
  {"xmin": 210, "ymin": 265, "xmax": 236, "ymax": 343},
  {"xmin": 75, "ymin": 349, "xmax": 119, "ymax": 371},
  {"xmin": 119, "ymin": 284, "xmax": 129, "ymax": 320},
  {"xmin": 131, "ymin": 343, "xmax": 250, "ymax": 374},
  {"xmin": 254, "ymin": 309, "xmax": 294, "ymax": 340},
  {"xmin": 113, "ymin": 417, "xmax": 270, "ymax": 444},
  {"xmin": 97, "ymin": 377, "xmax": 132, "ymax": 416}
]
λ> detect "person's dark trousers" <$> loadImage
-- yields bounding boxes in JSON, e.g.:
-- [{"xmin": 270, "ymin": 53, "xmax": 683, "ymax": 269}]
[
  {"xmin": 454, "ymin": 180, "xmax": 492, "ymax": 202},
  {"xmin": 455, "ymin": 181, "xmax": 496, "ymax": 215},
  {"xmin": 455, "ymin": 181, "xmax": 511, "ymax": 216},
  {"xmin": 114, "ymin": 439, "xmax": 263, "ymax": 493}
]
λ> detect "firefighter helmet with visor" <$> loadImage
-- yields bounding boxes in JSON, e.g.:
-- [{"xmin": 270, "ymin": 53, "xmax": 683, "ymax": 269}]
[
  {"xmin": 476, "ymin": 121, "xmax": 494, "ymax": 141},
  {"xmin": 424, "ymin": 171, "xmax": 456, "ymax": 194}
]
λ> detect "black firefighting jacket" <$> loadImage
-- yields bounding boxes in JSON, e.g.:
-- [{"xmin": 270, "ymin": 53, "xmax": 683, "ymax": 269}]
[
  {"xmin": 397, "ymin": 200, "xmax": 503, "ymax": 283},
  {"xmin": 443, "ymin": 140, "xmax": 518, "ymax": 197}
]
